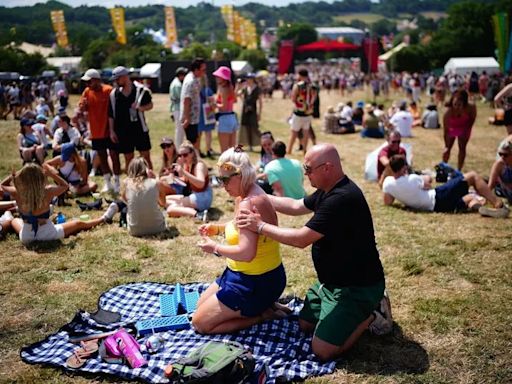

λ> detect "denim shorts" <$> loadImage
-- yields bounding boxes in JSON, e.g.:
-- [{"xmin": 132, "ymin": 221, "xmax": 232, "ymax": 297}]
[
  {"xmin": 434, "ymin": 175, "xmax": 469, "ymax": 212},
  {"xmin": 190, "ymin": 186, "xmax": 213, "ymax": 211},
  {"xmin": 216, "ymin": 264, "xmax": 286, "ymax": 317},
  {"xmin": 217, "ymin": 113, "xmax": 239, "ymax": 133}
]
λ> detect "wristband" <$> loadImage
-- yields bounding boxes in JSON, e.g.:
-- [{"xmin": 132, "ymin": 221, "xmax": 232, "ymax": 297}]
[
  {"xmin": 213, "ymin": 244, "xmax": 221, "ymax": 257},
  {"xmin": 257, "ymin": 222, "xmax": 266, "ymax": 235}
]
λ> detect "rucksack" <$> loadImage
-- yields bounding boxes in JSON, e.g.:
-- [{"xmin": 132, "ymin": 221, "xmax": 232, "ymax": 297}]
[{"xmin": 169, "ymin": 341, "xmax": 255, "ymax": 384}]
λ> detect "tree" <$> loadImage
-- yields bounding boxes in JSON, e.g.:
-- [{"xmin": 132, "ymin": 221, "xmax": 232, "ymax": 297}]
[
  {"xmin": 178, "ymin": 42, "xmax": 212, "ymax": 61},
  {"xmin": 277, "ymin": 23, "xmax": 317, "ymax": 46},
  {"xmin": 391, "ymin": 45, "xmax": 431, "ymax": 72},
  {"xmin": 81, "ymin": 38, "xmax": 116, "ymax": 69},
  {"xmin": 238, "ymin": 49, "xmax": 268, "ymax": 71},
  {"xmin": 0, "ymin": 47, "xmax": 49, "ymax": 75}
]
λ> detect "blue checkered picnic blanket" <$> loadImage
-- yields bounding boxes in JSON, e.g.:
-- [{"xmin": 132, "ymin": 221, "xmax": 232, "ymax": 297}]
[{"xmin": 20, "ymin": 282, "xmax": 336, "ymax": 383}]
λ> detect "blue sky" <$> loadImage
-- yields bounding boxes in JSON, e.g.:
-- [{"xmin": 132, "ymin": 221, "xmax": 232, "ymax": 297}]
[{"xmin": 4, "ymin": 0, "xmax": 324, "ymax": 7}]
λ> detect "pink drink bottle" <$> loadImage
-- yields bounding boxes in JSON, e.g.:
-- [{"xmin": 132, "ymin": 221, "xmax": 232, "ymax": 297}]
[{"xmin": 115, "ymin": 329, "xmax": 147, "ymax": 369}]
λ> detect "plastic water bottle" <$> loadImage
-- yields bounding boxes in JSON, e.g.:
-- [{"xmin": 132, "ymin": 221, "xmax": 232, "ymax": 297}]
[{"xmin": 56, "ymin": 212, "xmax": 66, "ymax": 224}]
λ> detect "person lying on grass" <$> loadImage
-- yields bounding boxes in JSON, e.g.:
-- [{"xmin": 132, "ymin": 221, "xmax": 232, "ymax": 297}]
[
  {"xmin": 0, "ymin": 163, "xmax": 115, "ymax": 245},
  {"xmin": 382, "ymin": 155, "xmax": 509, "ymax": 218},
  {"xmin": 194, "ymin": 146, "xmax": 288, "ymax": 334}
]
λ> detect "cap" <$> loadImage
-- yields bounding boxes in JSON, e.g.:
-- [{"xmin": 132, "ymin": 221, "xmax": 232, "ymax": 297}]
[
  {"xmin": 36, "ymin": 114, "xmax": 48, "ymax": 122},
  {"xmin": 356, "ymin": 100, "xmax": 365, "ymax": 108},
  {"xmin": 81, "ymin": 69, "xmax": 101, "ymax": 81},
  {"xmin": 399, "ymin": 100, "xmax": 407, "ymax": 109},
  {"xmin": 160, "ymin": 137, "xmax": 174, "ymax": 148},
  {"xmin": 57, "ymin": 106, "xmax": 67, "ymax": 116},
  {"xmin": 498, "ymin": 139, "xmax": 512, "ymax": 154},
  {"xmin": 212, "ymin": 66, "xmax": 232, "ymax": 82},
  {"xmin": 112, "ymin": 66, "xmax": 130, "ymax": 80},
  {"xmin": 20, "ymin": 117, "xmax": 34, "ymax": 127},
  {"xmin": 61, "ymin": 143, "xmax": 75, "ymax": 162},
  {"xmin": 245, "ymin": 72, "xmax": 256, "ymax": 79},
  {"xmin": 175, "ymin": 67, "xmax": 188, "ymax": 76}
]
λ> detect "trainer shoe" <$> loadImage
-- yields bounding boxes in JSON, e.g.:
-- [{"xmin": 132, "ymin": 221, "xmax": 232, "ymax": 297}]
[
  {"xmin": 478, "ymin": 205, "xmax": 510, "ymax": 218},
  {"xmin": 368, "ymin": 291, "xmax": 393, "ymax": 336},
  {"xmin": 102, "ymin": 202, "xmax": 119, "ymax": 224}
]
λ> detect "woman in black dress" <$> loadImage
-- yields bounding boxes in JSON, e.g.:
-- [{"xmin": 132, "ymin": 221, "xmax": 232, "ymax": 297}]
[{"xmin": 238, "ymin": 74, "xmax": 263, "ymax": 151}]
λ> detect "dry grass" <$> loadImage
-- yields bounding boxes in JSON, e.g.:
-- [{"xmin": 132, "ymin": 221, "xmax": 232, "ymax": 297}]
[{"xmin": 0, "ymin": 88, "xmax": 511, "ymax": 384}]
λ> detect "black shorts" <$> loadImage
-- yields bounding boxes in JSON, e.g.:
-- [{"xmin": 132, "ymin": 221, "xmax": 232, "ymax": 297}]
[
  {"xmin": 115, "ymin": 129, "xmax": 152, "ymax": 154},
  {"xmin": 92, "ymin": 137, "xmax": 115, "ymax": 151},
  {"xmin": 185, "ymin": 124, "xmax": 199, "ymax": 144},
  {"xmin": 434, "ymin": 175, "xmax": 469, "ymax": 213},
  {"xmin": 504, "ymin": 109, "xmax": 512, "ymax": 126}
]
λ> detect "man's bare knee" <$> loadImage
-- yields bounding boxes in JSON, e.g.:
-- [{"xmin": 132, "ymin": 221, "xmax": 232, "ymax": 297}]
[{"xmin": 299, "ymin": 318, "xmax": 315, "ymax": 333}]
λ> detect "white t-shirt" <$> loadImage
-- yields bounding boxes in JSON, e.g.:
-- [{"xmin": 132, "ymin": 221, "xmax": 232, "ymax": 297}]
[
  {"xmin": 389, "ymin": 110, "xmax": 413, "ymax": 137},
  {"xmin": 340, "ymin": 105, "xmax": 353, "ymax": 120},
  {"xmin": 53, "ymin": 126, "xmax": 81, "ymax": 148},
  {"xmin": 382, "ymin": 174, "xmax": 436, "ymax": 211},
  {"xmin": 32, "ymin": 122, "xmax": 49, "ymax": 147}
]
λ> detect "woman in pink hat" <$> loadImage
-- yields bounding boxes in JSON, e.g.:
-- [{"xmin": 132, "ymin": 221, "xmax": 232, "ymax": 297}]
[{"xmin": 213, "ymin": 66, "xmax": 238, "ymax": 152}]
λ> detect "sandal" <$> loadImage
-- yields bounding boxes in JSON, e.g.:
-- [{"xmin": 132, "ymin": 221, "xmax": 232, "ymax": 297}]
[{"xmin": 66, "ymin": 340, "xmax": 99, "ymax": 369}]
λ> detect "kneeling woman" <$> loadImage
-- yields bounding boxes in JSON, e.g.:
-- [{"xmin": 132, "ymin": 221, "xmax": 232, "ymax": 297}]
[
  {"xmin": 166, "ymin": 141, "xmax": 212, "ymax": 218},
  {"xmin": 44, "ymin": 143, "xmax": 97, "ymax": 196},
  {"xmin": 0, "ymin": 163, "xmax": 113, "ymax": 245},
  {"xmin": 194, "ymin": 146, "xmax": 286, "ymax": 334}
]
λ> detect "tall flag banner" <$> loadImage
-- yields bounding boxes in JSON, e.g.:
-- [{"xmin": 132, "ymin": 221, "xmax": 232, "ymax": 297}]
[
  {"xmin": 164, "ymin": 6, "xmax": 178, "ymax": 48},
  {"xmin": 50, "ymin": 10, "xmax": 69, "ymax": 48},
  {"xmin": 492, "ymin": 12, "xmax": 509, "ymax": 71},
  {"xmin": 220, "ymin": 5, "xmax": 234, "ymax": 42},
  {"xmin": 233, "ymin": 11, "xmax": 242, "ymax": 45},
  {"xmin": 110, "ymin": 7, "xmax": 127, "ymax": 45}
]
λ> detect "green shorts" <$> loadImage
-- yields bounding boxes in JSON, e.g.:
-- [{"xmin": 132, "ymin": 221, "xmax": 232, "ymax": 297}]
[{"xmin": 299, "ymin": 280, "xmax": 385, "ymax": 346}]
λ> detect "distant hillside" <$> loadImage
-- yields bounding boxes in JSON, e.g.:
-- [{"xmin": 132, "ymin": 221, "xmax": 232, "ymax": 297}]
[{"xmin": 0, "ymin": 0, "xmax": 493, "ymax": 54}]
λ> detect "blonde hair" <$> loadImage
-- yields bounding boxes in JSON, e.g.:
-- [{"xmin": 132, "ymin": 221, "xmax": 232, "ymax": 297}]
[
  {"xmin": 217, "ymin": 147, "xmax": 256, "ymax": 194},
  {"xmin": 127, "ymin": 157, "xmax": 149, "ymax": 190},
  {"xmin": 14, "ymin": 163, "xmax": 46, "ymax": 213},
  {"xmin": 179, "ymin": 141, "xmax": 199, "ymax": 167}
]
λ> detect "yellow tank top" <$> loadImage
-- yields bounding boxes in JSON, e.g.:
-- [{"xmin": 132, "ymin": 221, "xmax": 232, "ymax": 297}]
[{"xmin": 224, "ymin": 221, "xmax": 281, "ymax": 275}]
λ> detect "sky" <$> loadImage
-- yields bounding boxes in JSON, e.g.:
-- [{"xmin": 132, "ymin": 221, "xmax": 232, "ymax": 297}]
[{"xmin": 3, "ymin": 0, "xmax": 324, "ymax": 7}]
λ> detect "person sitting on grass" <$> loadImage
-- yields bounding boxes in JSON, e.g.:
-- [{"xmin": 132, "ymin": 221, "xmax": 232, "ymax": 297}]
[
  {"xmin": 382, "ymin": 155, "xmax": 509, "ymax": 218},
  {"xmin": 236, "ymin": 143, "xmax": 390, "ymax": 361},
  {"xmin": 488, "ymin": 139, "xmax": 512, "ymax": 204},
  {"xmin": 159, "ymin": 137, "xmax": 177, "ymax": 177},
  {"xmin": 52, "ymin": 115, "xmax": 81, "ymax": 157},
  {"xmin": 360, "ymin": 104, "xmax": 384, "ymax": 138},
  {"xmin": 194, "ymin": 146, "xmax": 287, "ymax": 334},
  {"xmin": 44, "ymin": 143, "xmax": 97, "ymax": 197},
  {"xmin": 18, "ymin": 118, "xmax": 46, "ymax": 165},
  {"xmin": 119, "ymin": 157, "xmax": 167, "ymax": 237},
  {"xmin": 165, "ymin": 141, "xmax": 212, "ymax": 221},
  {"xmin": 263, "ymin": 141, "xmax": 305, "ymax": 198},
  {"xmin": 0, "ymin": 163, "xmax": 116, "ymax": 245}
]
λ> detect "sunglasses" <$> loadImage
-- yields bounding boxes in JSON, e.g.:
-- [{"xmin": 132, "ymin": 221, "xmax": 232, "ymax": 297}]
[
  {"xmin": 160, "ymin": 143, "xmax": 173, "ymax": 149},
  {"xmin": 499, "ymin": 152, "xmax": 510, "ymax": 158},
  {"xmin": 303, "ymin": 162, "xmax": 326, "ymax": 175},
  {"xmin": 391, "ymin": 140, "xmax": 401, "ymax": 144},
  {"xmin": 178, "ymin": 152, "xmax": 190, "ymax": 158},
  {"xmin": 218, "ymin": 172, "xmax": 239, "ymax": 185}
]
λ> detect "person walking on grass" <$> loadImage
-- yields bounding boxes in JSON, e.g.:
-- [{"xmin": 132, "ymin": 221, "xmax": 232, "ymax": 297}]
[
  {"xmin": 109, "ymin": 66, "xmax": 154, "ymax": 171},
  {"xmin": 213, "ymin": 66, "xmax": 238, "ymax": 153},
  {"xmin": 288, "ymin": 69, "xmax": 317, "ymax": 155},
  {"xmin": 170, "ymin": 67, "xmax": 187, "ymax": 147},
  {"xmin": 236, "ymin": 143, "xmax": 391, "ymax": 361},
  {"xmin": 79, "ymin": 68, "xmax": 120, "ymax": 193}
]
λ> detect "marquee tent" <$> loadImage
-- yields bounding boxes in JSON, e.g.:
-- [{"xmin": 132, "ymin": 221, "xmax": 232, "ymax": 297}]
[{"xmin": 444, "ymin": 57, "xmax": 500, "ymax": 75}]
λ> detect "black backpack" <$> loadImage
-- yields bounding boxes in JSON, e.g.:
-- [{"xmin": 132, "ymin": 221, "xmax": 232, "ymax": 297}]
[{"xmin": 169, "ymin": 341, "xmax": 255, "ymax": 384}]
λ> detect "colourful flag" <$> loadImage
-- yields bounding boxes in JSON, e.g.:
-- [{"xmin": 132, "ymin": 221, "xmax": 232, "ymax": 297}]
[
  {"xmin": 110, "ymin": 7, "xmax": 127, "ymax": 45},
  {"xmin": 164, "ymin": 6, "xmax": 178, "ymax": 47},
  {"xmin": 50, "ymin": 10, "xmax": 69, "ymax": 48},
  {"xmin": 493, "ymin": 12, "xmax": 509, "ymax": 71}
]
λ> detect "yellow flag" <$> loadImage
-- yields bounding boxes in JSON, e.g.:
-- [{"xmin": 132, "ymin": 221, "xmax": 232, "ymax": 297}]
[
  {"xmin": 50, "ymin": 10, "xmax": 69, "ymax": 48},
  {"xmin": 164, "ymin": 6, "xmax": 178, "ymax": 47},
  {"xmin": 110, "ymin": 8, "xmax": 127, "ymax": 45},
  {"xmin": 233, "ymin": 11, "xmax": 241, "ymax": 45}
]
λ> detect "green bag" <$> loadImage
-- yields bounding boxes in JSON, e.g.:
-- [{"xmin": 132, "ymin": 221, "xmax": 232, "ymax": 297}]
[{"xmin": 170, "ymin": 341, "xmax": 255, "ymax": 384}]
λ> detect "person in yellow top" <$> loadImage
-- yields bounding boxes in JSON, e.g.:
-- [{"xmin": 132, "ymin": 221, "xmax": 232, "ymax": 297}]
[{"xmin": 194, "ymin": 145, "xmax": 287, "ymax": 334}]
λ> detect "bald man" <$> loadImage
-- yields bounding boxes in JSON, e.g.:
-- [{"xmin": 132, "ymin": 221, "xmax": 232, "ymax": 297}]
[{"xmin": 237, "ymin": 144, "xmax": 389, "ymax": 361}]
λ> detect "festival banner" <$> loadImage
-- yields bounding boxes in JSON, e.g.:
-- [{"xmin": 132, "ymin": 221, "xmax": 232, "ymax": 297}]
[
  {"xmin": 164, "ymin": 6, "xmax": 178, "ymax": 47},
  {"xmin": 110, "ymin": 7, "xmax": 127, "ymax": 45},
  {"xmin": 233, "ymin": 11, "xmax": 242, "ymax": 45},
  {"xmin": 492, "ymin": 12, "xmax": 509, "ymax": 71},
  {"xmin": 50, "ymin": 10, "xmax": 69, "ymax": 48},
  {"xmin": 220, "ymin": 5, "xmax": 234, "ymax": 42}
]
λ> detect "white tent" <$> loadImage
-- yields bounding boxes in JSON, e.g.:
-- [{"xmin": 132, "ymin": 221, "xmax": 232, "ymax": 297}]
[
  {"xmin": 444, "ymin": 57, "xmax": 499, "ymax": 75},
  {"xmin": 231, "ymin": 60, "xmax": 253, "ymax": 76},
  {"xmin": 46, "ymin": 56, "xmax": 82, "ymax": 72},
  {"xmin": 140, "ymin": 63, "xmax": 161, "ymax": 78}
]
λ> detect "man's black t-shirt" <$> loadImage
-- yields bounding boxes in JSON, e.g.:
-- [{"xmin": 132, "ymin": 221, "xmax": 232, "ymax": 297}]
[
  {"xmin": 109, "ymin": 85, "xmax": 151, "ymax": 134},
  {"xmin": 304, "ymin": 176, "xmax": 384, "ymax": 287}
]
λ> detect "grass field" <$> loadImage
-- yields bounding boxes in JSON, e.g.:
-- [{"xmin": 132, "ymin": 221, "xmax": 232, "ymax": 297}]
[
  {"xmin": 333, "ymin": 11, "xmax": 446, "ymax": 24},
  {"xmin": 1, "ymin": 88, "xmax": 511, "ymax": 384}
]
